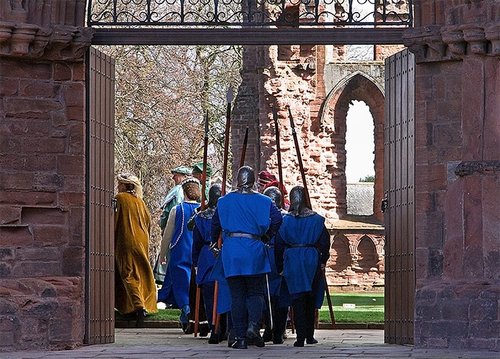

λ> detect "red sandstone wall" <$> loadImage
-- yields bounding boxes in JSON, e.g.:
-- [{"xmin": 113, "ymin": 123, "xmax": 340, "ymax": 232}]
[
  {"xmin": 406, "ymin": 0, "xmax": 500, "ymax": 350},
  {"xmin": 0, "ymin": 0, "xmax": 90, "ymax": 351}
]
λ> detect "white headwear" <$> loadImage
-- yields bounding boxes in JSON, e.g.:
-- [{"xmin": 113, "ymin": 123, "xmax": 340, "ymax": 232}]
[{"xmin": 117, "ymin": 173, "xmax": 144, "ymax": 199}]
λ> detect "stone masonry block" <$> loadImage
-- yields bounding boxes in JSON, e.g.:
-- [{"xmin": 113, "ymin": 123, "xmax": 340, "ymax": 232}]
[
  {"xmin": 33, "ymin": 173, "xmax": 64, "ymax": 192},
  {"xmin": 0, "ymin": 191, "xmax": 57, "ymax": 206},
  {"xmin": 0, "ymin": 172, "xmax": 34, "ymax": 191},
  {"xmin": 57, "ymin": 155, "xmax": 84, "ymax": 175},
  {"xmin": 19, "ymin": 80, "xmax": 57, "ymax": 98},
  {"xmin": 11, "ymin": 261, "xmax": 61, "ymax": 277},
  {"xmin": 1, "ymin": 60, "xmax": 51, "ymax": 80},
  {"xmin": 53, "ymin": 63, "xmax": 72, "ymax": 81},
  {"xmin": 4, "ymin": 98, "xmax": 63, "ymax": 115},
  {"xmin": 62, "ymin": 83, "xmax": 84, "ymax": 107},
  {"xmin": 442, "ymin": 299, "xmax": 469, "ymax": 320},
  {"xmin": 0, "ymin": 226, "xmax": 33, "ymax": 246},
  {"xmin": 0, "ymin": 206, "xmax": 21, "ymax": 225},
  {"xmin": 469, "ymin": 298, "xmax": 498, "ymax": 321},
  {"xmin": 0, "ymin": 78, "xmax": 19, "ymax": 96},
  {"xmin": 21, "ymin": 207, "xmax": 67, "ymax": 225},
  {"xmin": 32, "ymin": 224, "xmax": 69, "ymax": 246},
  {"xmin": 0, "ymin": 154, "xmax": 57, "ymax": 172}
]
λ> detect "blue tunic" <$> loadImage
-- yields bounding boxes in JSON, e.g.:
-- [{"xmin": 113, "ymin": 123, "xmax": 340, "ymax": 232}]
[
  {"xmin": 192, "ymin": 208, "xmax": 231, "ymax": 314},
  {"xmin": 192, "ymin": 212, "xmax": 216, "ymax": 285},
  {"xmin": 215, "ymin": 192, "xmax": 275, "ymax": 277},
  {"xmin": 158, "ymin": 202, "xmax": 199, "ymax": 308},
  {"xmin": 278, "ymin": 213, "xmax": 324, "ymax": 295}
]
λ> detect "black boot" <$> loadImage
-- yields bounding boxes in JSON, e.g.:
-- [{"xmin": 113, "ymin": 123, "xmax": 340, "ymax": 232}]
[
  {"xmin": 227, "ymin": 332, "xmax": 236, "ymax": 347},
  {"xmin": 262, "ymin": 328, "xmax": 273, "ymax": 342},
  {"xmin": 273, "ymin": 333, "xmax": 284, "ymax": 344},
  {"xmin": 247, "ymin": 322, "xmax": 265, "ymax": 347},
  {"xmin": 293, "ymin": 338, "xmax": 304, "ymax": 347},
  {"xmin": 135, "ymin": 309, "xmax": 146, "ymax": 328},
  {"xmin": 231, "ymin": 337, "xmax": 248, "ymax": 349},
  {"xmin": 208, "ymin": 331, "xmax": 220, "ymax": 344},
  {"xmin": 306, "ymin": 337, "xmax": 318, "ymax": 344}
]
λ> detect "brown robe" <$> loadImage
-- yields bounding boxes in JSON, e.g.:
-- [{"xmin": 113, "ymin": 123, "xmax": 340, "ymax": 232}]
[{"xmin": 114, "ymin": 192, "xmax": 157, "ymax": 315}]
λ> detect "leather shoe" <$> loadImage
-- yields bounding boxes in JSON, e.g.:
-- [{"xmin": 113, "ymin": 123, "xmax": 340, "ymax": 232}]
[
  {"xmin": 135, "ymin": 309, "xmax": 146, "ymax": 328},
  {"xmin": 247, "ymin": 323, "xmax": 265, "ymax": 347},
  {"xmin": 227, "ymin": 334, "xmax": 236, "ymax": 347},
  {"xmin": 208, "ymin": 331, "xmax": 220, "ymax": 344},
  {"xmin": 231, "ymin": 338, "xmax": 248, "ymax": 349},
  {"xmin": 273, "ymin": 335, "xmax": 284, "ymax": 344},
  {"xmin": 306, "ymin": 337, "xmax": 318, "ymax": 344},
  {"xmin": 262, "ymin": 329, "xmax": 273, "ymax": 342},
  {"xmin": 293, "ymin": 340, "xmax": 304, "ymax": 347}
]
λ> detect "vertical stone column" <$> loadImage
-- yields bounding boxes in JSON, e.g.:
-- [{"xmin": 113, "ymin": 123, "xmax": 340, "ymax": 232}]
[
  {"xmin": 405, "ymin": 0, "xmax": 499, "ymax": 350},
  {"xmin": 0, "ymin": 0, "xmax": 91, "ymax": 351}
]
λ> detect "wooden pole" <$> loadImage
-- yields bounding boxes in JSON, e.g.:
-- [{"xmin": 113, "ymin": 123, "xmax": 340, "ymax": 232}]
[
  {"xmin": 194, "ymin": 111, "xmax": 210, "ymax": 337},
  {"xmin": 287, "ymin": 106, "xmax": 335, "ymax": 327},
  {"xmin": 212, "ymin": 88, "xmax": 233, "ymax": 331}
]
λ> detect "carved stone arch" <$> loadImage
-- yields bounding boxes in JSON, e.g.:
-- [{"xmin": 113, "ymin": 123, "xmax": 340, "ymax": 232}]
[
  {"xmin": 329, "ymin": 234, "xmax": 351, "ymax": 272},
  {"xmin": 319, "ymin": 70, "xmax": 385, "ymax": 220},
  {"xmin": 356, "ymin": 235, "xmax": 379, "ymax": 271}
]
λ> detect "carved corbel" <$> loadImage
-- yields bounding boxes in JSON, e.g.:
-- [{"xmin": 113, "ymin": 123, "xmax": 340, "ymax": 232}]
[
  {"xmin": 485, "ymin": 23, "xmax": 500, "ymax": 56},
  {"xmin": 403, "ymin": 26, "xmax": 446, "ymax": 63},
  {"xmin": 403, "ymin": 28, "xmax": 428, "ymax": 63},
  {"xmin": 461, "ymin": 24, "xmax": 487, "ymax": 55},
  {"xmin": 0, "ymin": 22, "xmax": 14, "ymax": 53},
  {"xmin": 11, "ymin": 23, "xmax": 39, "ymax": 56},
  {"xmin": 441, "ymin": 25, "xmax": 466, "ymax": 58},
  {"xmin": 49, "ymin": 25, "xmax": 77, "ymax": 56},
  {"xmin": 65, "ymin": 27, "xmax": 94, "ymax": 60},
  {"xmin": 31, "ymin": 28, "xmax": 52, "ymax": 58}
]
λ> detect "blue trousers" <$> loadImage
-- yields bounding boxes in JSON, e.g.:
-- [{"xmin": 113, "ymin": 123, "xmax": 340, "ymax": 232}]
[{"xmin": 227, "ymin": 275, "xmax": 265, "ymax": 338}]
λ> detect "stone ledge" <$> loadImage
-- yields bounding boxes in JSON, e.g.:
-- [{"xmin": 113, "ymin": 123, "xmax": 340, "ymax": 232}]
[
  {"xmin": 0, "ymin": 21, "xmax": 92, "ymax": 61},
  {"xmin": 404, "ymin": 22, "xmax": 500, "ymax": 63}
]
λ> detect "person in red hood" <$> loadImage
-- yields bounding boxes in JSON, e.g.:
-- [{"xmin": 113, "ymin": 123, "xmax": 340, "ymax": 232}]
[{"xmin": 257, "ymin": 171, "xmax": 289, "ymax": 209}]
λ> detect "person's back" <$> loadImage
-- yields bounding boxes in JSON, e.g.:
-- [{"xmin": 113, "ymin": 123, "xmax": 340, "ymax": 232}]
[
  {"xmin": 211, "ymin": 166, "xmax": 282, "ymax": 349},
  {"xmin": 114, "ymin": 173, "xmax": 157, "ymax": 327}
]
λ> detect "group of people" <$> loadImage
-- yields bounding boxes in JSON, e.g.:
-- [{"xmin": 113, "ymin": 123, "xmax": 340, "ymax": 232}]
[{"xmin": 113, "ymin": 164, "xmax": 330, "ymax": 349}]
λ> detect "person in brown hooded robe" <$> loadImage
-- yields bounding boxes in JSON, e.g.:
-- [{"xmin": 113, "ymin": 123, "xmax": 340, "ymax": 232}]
[{"xmin": 114, "ymin": 173, "xmax": 157, "ymax": 327}]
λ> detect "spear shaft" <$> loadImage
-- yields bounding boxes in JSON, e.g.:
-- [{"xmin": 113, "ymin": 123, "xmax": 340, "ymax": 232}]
[
  {"xmin": 194, "ymin": 111, "xmax": 210, "ymax": 337},
  {"xmin": 287, "ymin": 107, "xmax": 311, "ymax": 208},
  {"xmin": 212, "ymin": 89, "xmax": 233, "ymax": 329},
  {"xmin": 273, "ymin": 107, "xmax": 284, "ymax": 197},
  {"xmin": 287, "ymin": 106, "xmax": 335, "ymax": 327},
  {"xmin": 239, "ymin": 126, "xmax": 249, "ymax": 168}
]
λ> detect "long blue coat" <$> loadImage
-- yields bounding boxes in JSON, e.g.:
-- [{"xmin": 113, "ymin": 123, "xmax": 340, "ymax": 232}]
[
  {"xmin": 276, "ymin": 213, "xmax": 330, "ymax": 308},
  {"xmin": 193, "ymin": 209, "xmax": 231, "ymax": 314},
  {"xmin": 214, "ymin": 192, "xmax": 275, "ymax": 277},
  {"xmin": 158, "ymin": 201, "xmax": 199, "ymax": 308}
]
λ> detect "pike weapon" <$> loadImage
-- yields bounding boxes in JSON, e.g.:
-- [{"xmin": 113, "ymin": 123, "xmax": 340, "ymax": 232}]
[
  {"xmin": 287, "ymin": 106, "xmax": 311, "ymax": 208},
  {"xmin": 212, "ymin": 88, "xmax": 233, "ymax": 330},
  {"xmin": 287, "ymin": 106, "xmax": 335, "ymax": 327},
  {"xmin": 194, "ymin": 111, "xmax": 210, "ymax": 337},
  {"xmin": 239, "ymin": 126, "xmax": 249, "ymax": 168},
  {"xmin": 273, "ymin": 106, "xmax": 284, "ymax": 197}
]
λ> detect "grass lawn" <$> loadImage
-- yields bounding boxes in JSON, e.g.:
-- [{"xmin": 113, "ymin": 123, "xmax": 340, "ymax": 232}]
[
  {"xmin": 319, "ymin": 292, "xmax": 384, "ymax": 324},
  {"xmin": 146, "ymin": 292, "xmax": 384, "ymax": 324}
]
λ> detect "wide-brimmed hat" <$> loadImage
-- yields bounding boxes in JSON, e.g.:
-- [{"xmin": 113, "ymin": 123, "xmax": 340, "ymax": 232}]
[
  {"xmin": 171, "ymin": 166, "xmax": 192, "ymax": 175},
  {"xmin": 192, "ymin": 162, "xmax": 212, "ymax": 177}
]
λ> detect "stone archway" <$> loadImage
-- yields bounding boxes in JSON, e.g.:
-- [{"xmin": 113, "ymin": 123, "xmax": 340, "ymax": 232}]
[{"xmin": 321, "ymin": 69, "xmax": 385, "ymax": 221}]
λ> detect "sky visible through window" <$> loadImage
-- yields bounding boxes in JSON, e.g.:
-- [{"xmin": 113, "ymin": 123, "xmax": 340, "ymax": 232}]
[{"xmin": 346, "ymin": 100, "xmax": 374, "ymax": 183}]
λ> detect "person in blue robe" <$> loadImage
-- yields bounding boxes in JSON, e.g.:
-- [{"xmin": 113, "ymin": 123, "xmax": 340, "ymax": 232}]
[
  {"xmin": 261, "ymin": 186, "xmax": 290, "ymax": 345},
  {"xmin": 192, "ymin": 183, "xmax": 231, "ymax": 344},
  {"xmin": 211, "ymin": 166, "xmax": 282, "ymax": 349},
  {"xmin": 159, "ymin": 166, "xmax": 192, "ymax": 234},
  {"xmin": 158, "ymin": 178, "xmax": 201, "ymax": 331},
  {"xmin": 275, "ymin": 186, "xmax": 330, "ymax": 347}
]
